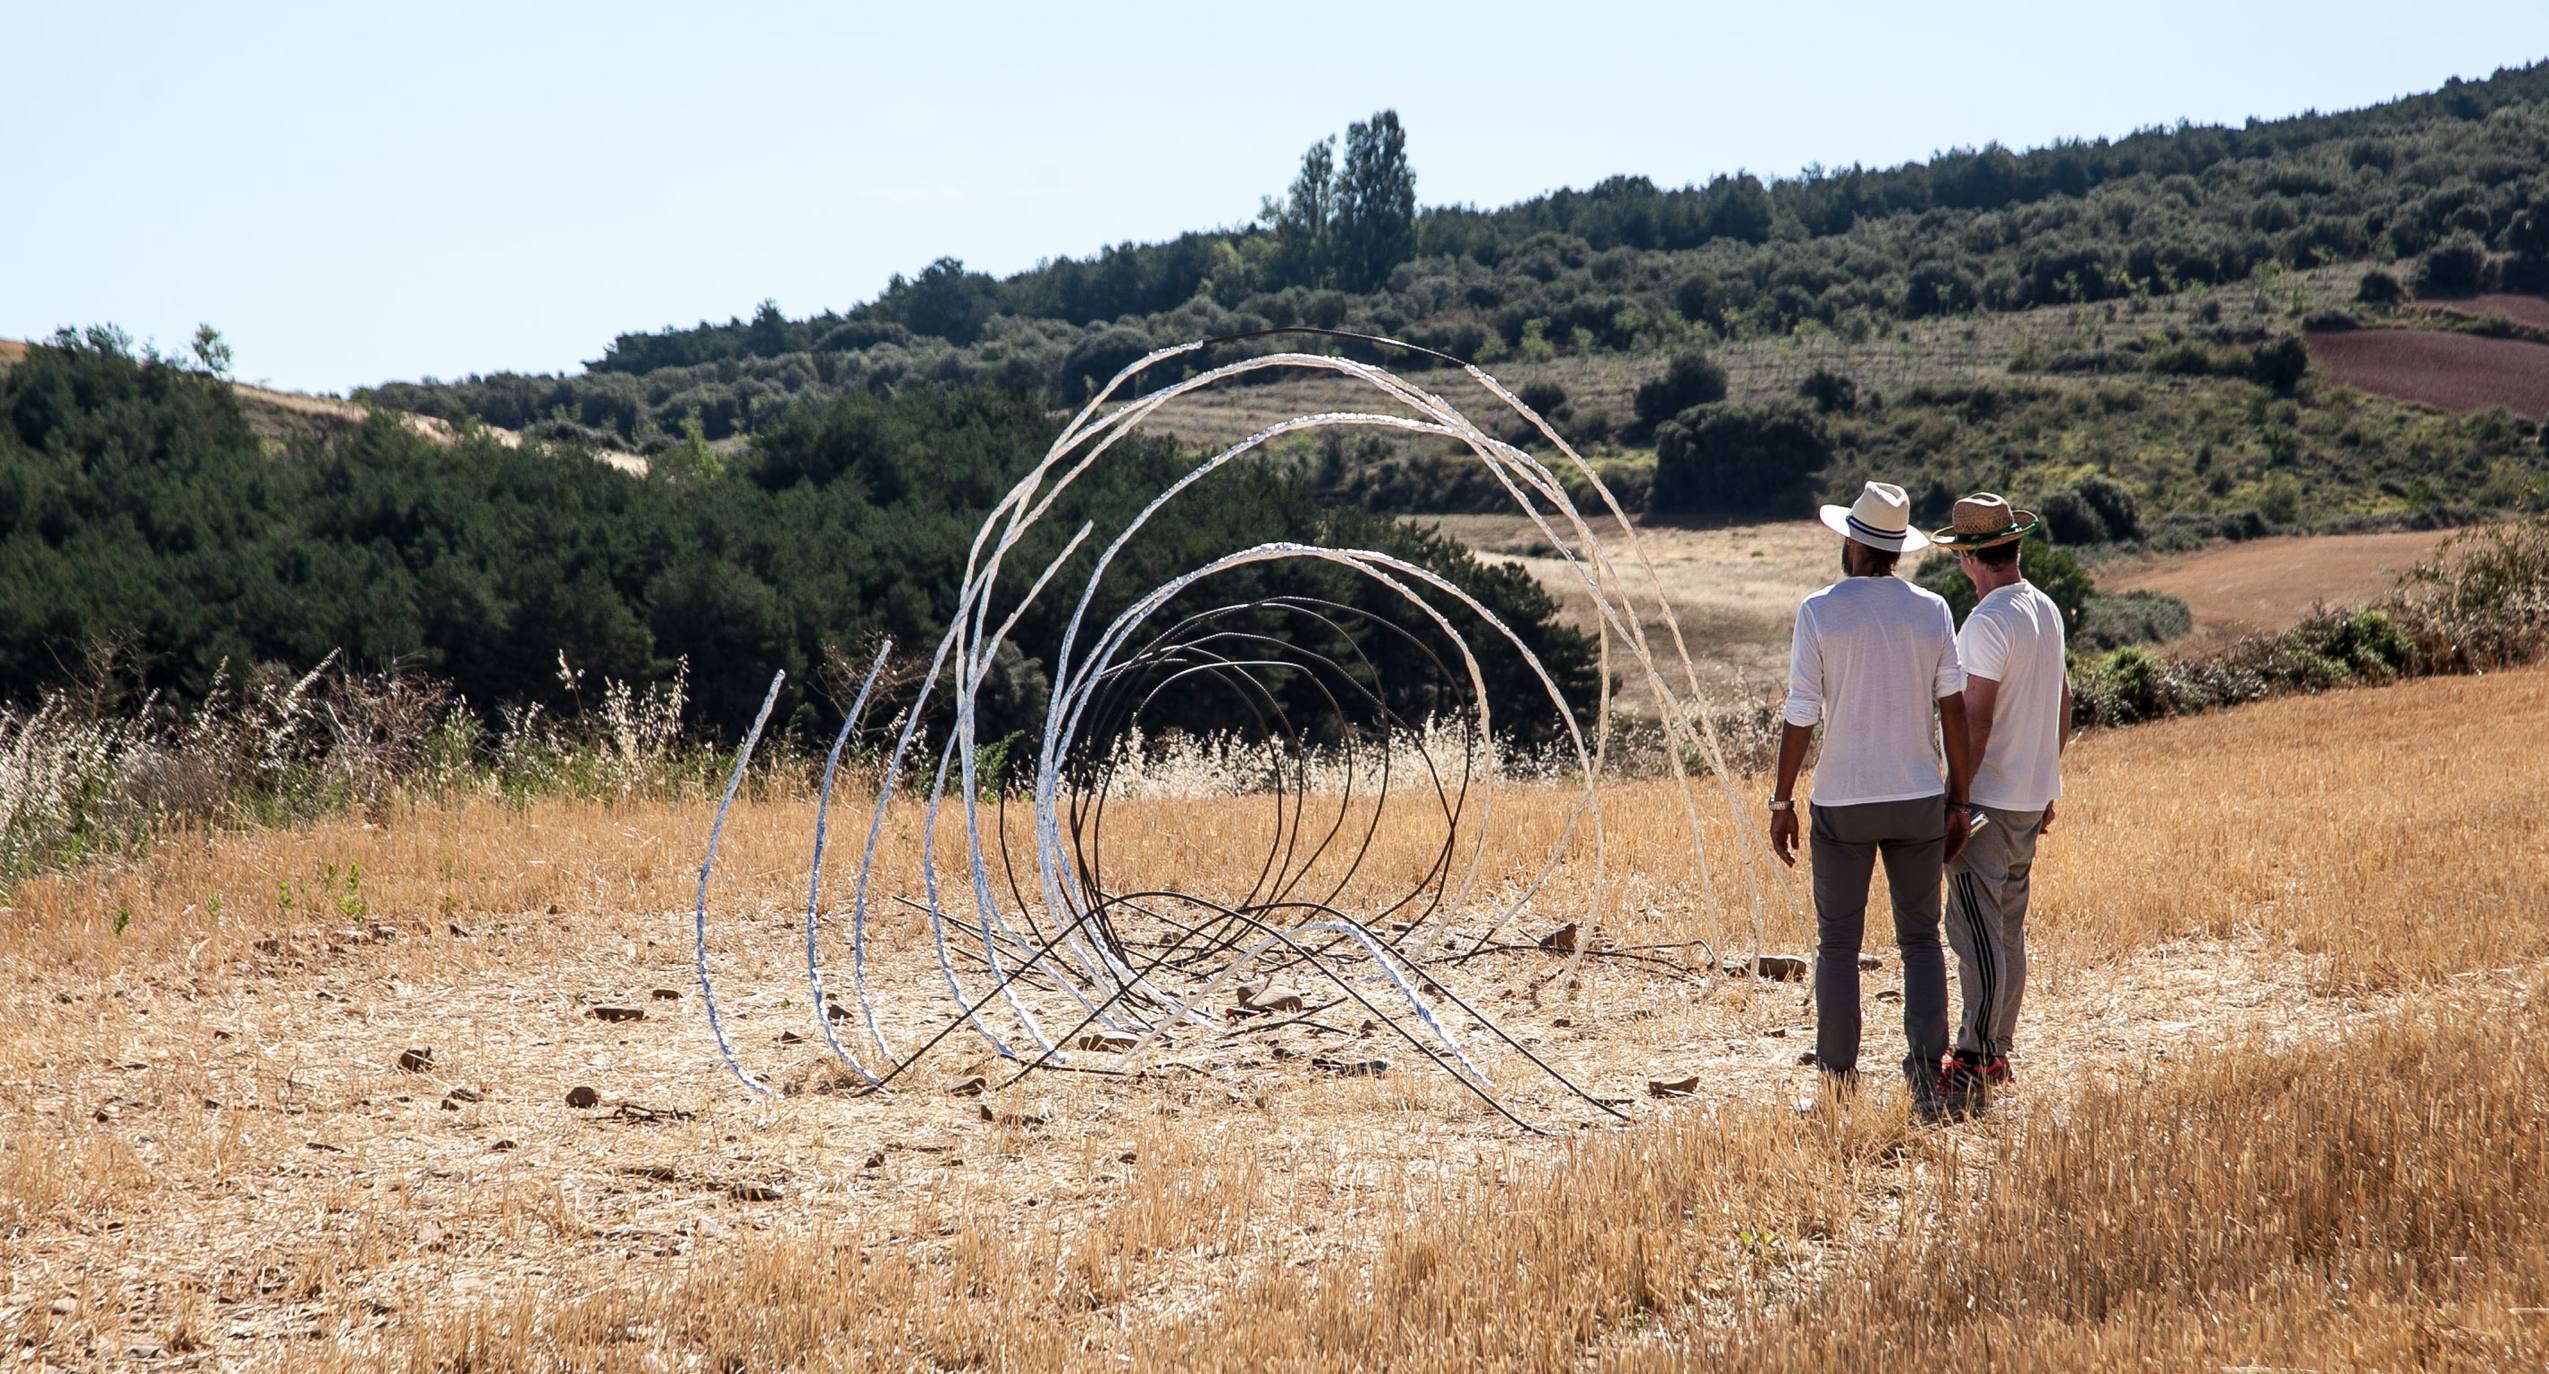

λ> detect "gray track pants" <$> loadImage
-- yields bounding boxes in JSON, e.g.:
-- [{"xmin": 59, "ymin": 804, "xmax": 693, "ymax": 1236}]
[
  {"xmin": 1809, "ymin": 796, "xmax": 1949, "ymax": 1077},
  {"xmin": 1946, "ymin": 804, "xmax": 2044, "ymax": 1061}
]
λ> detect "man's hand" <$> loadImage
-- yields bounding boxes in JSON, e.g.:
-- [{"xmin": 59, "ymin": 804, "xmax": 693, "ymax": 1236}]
[
  {"xmin": 1771, "ymin": 808, "xmax": 1800, "ymax": 867},
  {"xmin": 2038, "ymin": 800, "xmax": 2057, "ymax": 837},
  {"xmin": 1944, "ymin": 804, "xmax": 1971, "ymax": 866}
]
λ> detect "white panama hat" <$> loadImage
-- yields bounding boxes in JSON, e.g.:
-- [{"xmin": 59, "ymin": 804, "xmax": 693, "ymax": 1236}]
[{"xmin": 1818, "ymin": 481, "xmax": 1930, "ymax": 553}]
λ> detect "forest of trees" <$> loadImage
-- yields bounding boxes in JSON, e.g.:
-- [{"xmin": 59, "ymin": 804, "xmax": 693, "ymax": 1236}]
[
  {"xmin": 0, "ymin": 332, "xmax": 1595, "ymax": 748},
  {"xmin": 366, "ymin": 66, "xmax": 2549, "ymax": 450}
]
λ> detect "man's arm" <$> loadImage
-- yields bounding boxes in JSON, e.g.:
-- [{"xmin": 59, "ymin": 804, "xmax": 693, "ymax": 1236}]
[
  {"xmin": 1771, "ymin": 605, "xmax": 1822, "ymax": 868},
  {"xmin": 2043, "ymin": 672, "xmax": 2075, "ymax": 836},
  {"xmin": 1770, "ymin": 722, "xmax": 1813, "ymax": 867},
  {"xmin": 2058, "ymin": 674, "xmax": 2073, "ymax": 754},
  {"xmin": 1938, "ymin": 690, "xmax": 1973, "ymax": 865},
  {"xmin": 1961, "ymin": 673, "xmax": 2001, "ymax": 775}
]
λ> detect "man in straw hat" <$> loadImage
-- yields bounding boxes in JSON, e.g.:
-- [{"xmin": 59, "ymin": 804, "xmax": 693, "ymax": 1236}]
[
  {"xmin": 1770, "ymin": 480, "xmax": 1976, "ymax": 1122},
  {"xmin": 1929, "ymin": 493, "xmax": 2071, "ymax": 1118}
]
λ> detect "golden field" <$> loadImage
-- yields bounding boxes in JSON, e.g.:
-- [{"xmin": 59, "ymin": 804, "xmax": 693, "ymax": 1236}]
[{"xmin": 4, "ymin": 666, "xmax": 2547, "ymax": 1370}]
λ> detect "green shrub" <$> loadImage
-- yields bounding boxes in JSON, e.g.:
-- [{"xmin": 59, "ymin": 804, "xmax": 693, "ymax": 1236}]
[
  {"xmin": 2075, "ymin": 589, "xmax": 2193, "ymax": 650},
  {"xmin": 1630, "ymin": 348, "xmax": 1728, "ymax": 438},
  {"xmin": 2417, "ymin": 235, "xmax": 2489, "ymax": 295},
  {"xmin": 1649, "ymin": 402, "xmax": 1827, "ymax": 517}
]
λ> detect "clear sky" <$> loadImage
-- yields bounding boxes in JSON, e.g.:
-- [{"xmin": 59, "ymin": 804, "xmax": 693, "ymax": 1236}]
[{"xmin": 5, "ymin": 2, "xmax": 2539, "ymax": 394}]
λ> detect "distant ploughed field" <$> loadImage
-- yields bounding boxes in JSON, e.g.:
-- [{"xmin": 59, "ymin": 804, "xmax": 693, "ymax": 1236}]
[
  {"xmin": 2304, "ymin": 327, "xmax": 2549, "ymax": 419},
  {"xmin": 2432, "ymin": 292, "xmax": 2549, "ymax": 332}
]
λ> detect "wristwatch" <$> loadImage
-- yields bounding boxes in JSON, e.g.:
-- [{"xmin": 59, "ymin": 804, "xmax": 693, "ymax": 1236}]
[{"xmin": 1767, "ymin": 797, "xmax": 1795, "ymax": 812}]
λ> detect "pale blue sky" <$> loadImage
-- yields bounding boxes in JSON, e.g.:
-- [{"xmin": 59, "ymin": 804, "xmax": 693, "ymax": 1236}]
[{"xmin": 4, "ymin": 2, "xmax": 2538, "ymax": 393}]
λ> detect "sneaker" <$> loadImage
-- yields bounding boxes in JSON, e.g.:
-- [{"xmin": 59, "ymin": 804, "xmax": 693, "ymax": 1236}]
[
  {"xmin": 1904, "ymin": 1054, "xmax": 1951, "ymax": 1123},
  {"xmin": 1939, "ymin": 1054, "xmax": 1992, "ymax": 1119},
  {"xmin": 1795, "ymin": 1062, "xmax": 1859, "ymax": 1116},
  {"xmin": 1981, "ymin": 1056, "xmax": 2015, "ymax": 1088}
]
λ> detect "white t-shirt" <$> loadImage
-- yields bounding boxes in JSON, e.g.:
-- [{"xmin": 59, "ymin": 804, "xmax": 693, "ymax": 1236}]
[
  {"xmin": 1958, "ymin": 580, "xmax": 2068, "ymax": 811},
  {"xmin": 1782, "ymin": 575, "xmax": 1965, "ymax": 807}
]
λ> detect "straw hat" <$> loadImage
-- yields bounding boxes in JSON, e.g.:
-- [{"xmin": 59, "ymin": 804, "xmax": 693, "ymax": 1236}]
[
  {"xmin": 1818, "ymin": 481, "xmax": 1929, "ymax": 553},
  {"xmin": 1930, "ymin": 493, "xmax": 2040, "ymax": 551}
]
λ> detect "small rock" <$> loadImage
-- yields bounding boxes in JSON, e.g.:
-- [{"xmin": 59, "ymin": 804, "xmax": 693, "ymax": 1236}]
[
  {"xmin": 1311, "ymin": 1056, "xmax": 1389, "ymax": 1077},
  {"xmin": 824, "ymin": 1000, "xmax": 851, "ymax": 1021},
  {"xmin": 447, "ymin": 923, "xmax": 470, "ymax": 938},
  {"xmin": 1647, "ymin": 1075, "xmax": 1701, "ymax": 1098},
  {"xmin": 396, "ymin": 1047, "xmax": 435, "ymax": 1073},
  {"xmin": 439, "ymin": 1096, "xmax": 460, "ymax": 1111},
  {"xmin": 1237, "ymin": 982, "xmax": 1305, "ymax": 1015},
  {"xmin": 727, "ymin": 1182, "xmax": 785, "ymax": 1202},
  {"xmin": 690, "ymin": 1214, "xmax": 730, "ymax": 1239},
  {"xmin": 1118, "ymin": 1150, "xmax": 1138, "ymax": 1164},
  {"xmin": 588, "ymin": 1006, "xmax": 644, "ymax": 1023},
  {"xmin": 947, "ymin": 1075, "xmax": 987, "ymax": 1096},
  {"xmin": 416, "ymin": 1221, "xmax": 445, "ymax": 1249},
  {"xmin": 1752, "ymin": 954, "xmax": 1811, "ymax": 982},
  {"xmin": 1539, "ymin": 921, "xmax": 1580, "ymax": 952},
  {"xmin": 777, "ymin": 1030, "xmax": 804, "ymax": 1045},
  {"xmin": 444, "ymin": 1085, "xmax": 483, "ymax": 1104},
  {"xmin": 490, "ymin": 1138, "xmax": 518, "ymax": 1151},
  {"xmin": 649, "ymin": 987, "xmax": 682, "ymax": 1001},
  {"xmin": 862, "ymin": 1151, "xmax": 886, "ymax": 1169},
  {"xmin": 1874, "ymin": 989, "xmax": 1903, "ymax": 1004},
  {"xmin": 565, "ymin": 1085, "xmax": 600, "ymax": 1109},
  {"xmin": 333, "ymin": 927, "xmax": 368, "ymax": 945},
  {"xmin": 1070, "ymin": 1031, "xmax": 1137, "ymax": 1052},
  {"xmin": 1764, "ymin": 1027, "xmax": 1790, "ymax": 1038},
  {"xmin": 49, "ymin": 1295, "xmax": 75, "ymax": 1315},
  {"xmin": 547, "ymin": 903, "xmax": 562, "ymax": 915},
  {"xmin": 253, "ymin": 937, "xmax": 284, "ymax": 955},
  {"xmin": 1796, "ymin": 1050, "xmax": 1819, "ymax": 1065},
  {"xmin": 124, "ymin": 1344, "xmax": 166, "ymax": 1360},
  {"xmin": 1551, "ymin": 1017, "xmax": 1572, "ymax": 1028},
  {"xmin": 92, "ymin": 1106, "xmax": 113, "ymax": 1123},
  {"xmin": 1858, "ymin": 953, "xmax": 1883, "ymax": 970}
]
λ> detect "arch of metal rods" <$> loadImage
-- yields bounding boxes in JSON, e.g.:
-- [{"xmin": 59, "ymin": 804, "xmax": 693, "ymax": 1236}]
[{"xmin": 694, "ymin": 331, "xmax": 1807, "ymax": 1132}]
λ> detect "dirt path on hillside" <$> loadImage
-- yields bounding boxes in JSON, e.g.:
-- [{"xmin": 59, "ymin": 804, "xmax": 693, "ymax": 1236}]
[{"xmin": 2103, "ymin": 528, "xmax": 2453, "ymax": 651}]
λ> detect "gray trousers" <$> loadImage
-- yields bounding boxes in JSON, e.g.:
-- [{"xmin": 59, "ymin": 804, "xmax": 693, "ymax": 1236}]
[
  {"xmin": 1809, "ymin": 796, "xmax": 1949, "ymax": 1077},
  {"xmin": 1947, "ymin": 804, "xmax": 2044, "ymax": 1060}
]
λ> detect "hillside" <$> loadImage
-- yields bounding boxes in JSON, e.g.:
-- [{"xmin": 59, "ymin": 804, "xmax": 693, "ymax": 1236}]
[
  {"xmin": 359, "ymin": 61, "xmax": 2549, "ymax": 543},
  {"xmin": 0, "ymin": 338, "xmax": 646, "ymax": 475}
]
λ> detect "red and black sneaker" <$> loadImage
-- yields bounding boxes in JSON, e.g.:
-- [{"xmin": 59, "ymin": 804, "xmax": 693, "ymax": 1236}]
[
  {"xmin": 1980, "ymin": 1056, "xmax": 2015, "ymax": 1088},
  {"xmin": 1938, "ymin": 1053, "xmax": 1992, "ymax": 1119}
]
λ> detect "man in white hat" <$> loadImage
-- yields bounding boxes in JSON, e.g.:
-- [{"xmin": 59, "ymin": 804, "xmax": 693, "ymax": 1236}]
[
  {"xmin": 1770, "ymin": 480, "xmax": 1976, "ymax": 1120},
  {"xmin": 1929, "ymin": 493, "xmax": 2071, "ymax": 1117}
]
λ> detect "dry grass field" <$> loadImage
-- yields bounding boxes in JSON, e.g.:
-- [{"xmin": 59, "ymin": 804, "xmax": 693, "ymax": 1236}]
[
  {"xmin": 1422, "ymin": 513, "xmax": 1949, "ymax": 715},
  {"xmin": 6, "ymin": 665, "xmax": 2546, "ymax": 1370}
]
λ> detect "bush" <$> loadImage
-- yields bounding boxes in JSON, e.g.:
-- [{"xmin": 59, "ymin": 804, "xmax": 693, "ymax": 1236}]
[
  {"xmin": 2355, "ymin": 268, "xmax": 2406, "ymax": 305},
  {"xmin": 2417, "ymin": 235, "xmax": 2489, "ymax": 296},
  {"xmin": 1630, "ymin": 348, "xmax": 1728, "ymax": 437},
  {"xmin": 1798, "ymin": 367, "xmax": 1859, "ymax": 413},
  {"xmin": 2248, "ymin": 336, "xmax": 2309, "ymax": 393},
  {"xmin": 2075, "ymin": 589, "xmax": 2193, "ymax": 651},
  {"xmin": 2038, "ymin": 474, "xmax": 2144, "ymax": 545},
  {"xmin": 1648, "ymin": 403, "xmax": 1828, "ymax": 518}
]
